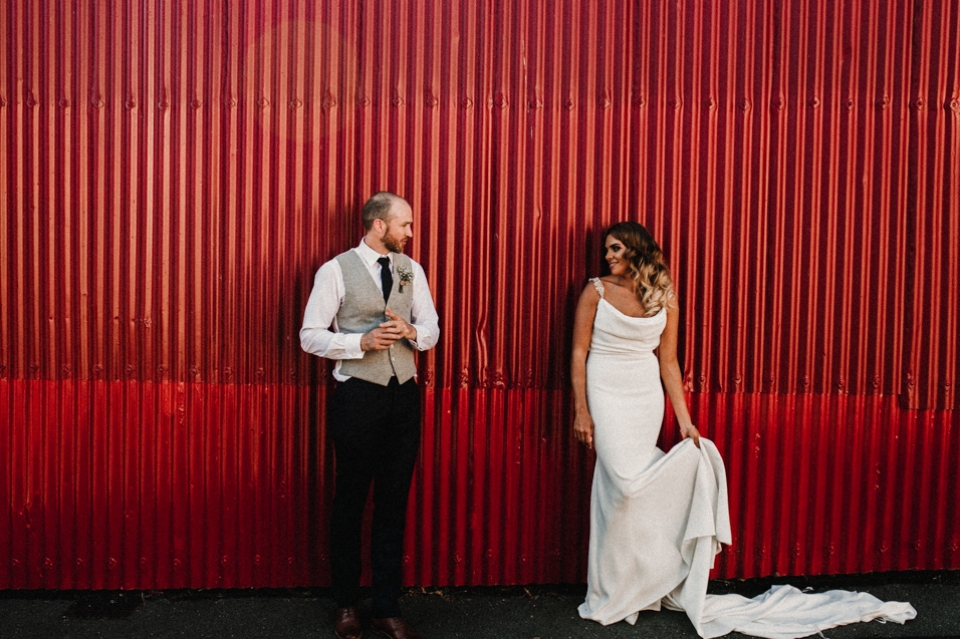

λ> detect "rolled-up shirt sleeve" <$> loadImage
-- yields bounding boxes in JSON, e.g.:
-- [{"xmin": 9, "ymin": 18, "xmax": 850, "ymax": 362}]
[
  {"xmin": 299, "ymin": 260, "xmax": 365, "ymax": 360},
  {"xmin": 406, "ymin": 261, "xmax": 440, "ymax": 351}
]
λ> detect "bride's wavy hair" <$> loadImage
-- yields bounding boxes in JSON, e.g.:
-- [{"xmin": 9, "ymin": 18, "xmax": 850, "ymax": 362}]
[{"xmin": 605, "ymin": 221, "xmax": 675, "ymax": 316}]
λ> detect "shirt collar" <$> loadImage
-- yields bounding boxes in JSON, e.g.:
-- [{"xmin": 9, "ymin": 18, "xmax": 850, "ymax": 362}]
[{"xmin": 357, "ymin": 238, "xmax": 391, "ymax": 267}]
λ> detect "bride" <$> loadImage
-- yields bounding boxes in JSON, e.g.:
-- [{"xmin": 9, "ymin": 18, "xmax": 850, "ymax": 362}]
[{"xmin": 570, "ymin": 222, "xmax": 915, "ymax": 639}]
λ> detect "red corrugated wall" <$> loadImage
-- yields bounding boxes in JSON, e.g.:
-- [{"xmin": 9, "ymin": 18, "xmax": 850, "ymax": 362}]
[{"xmin": 1, "ymin": 0, "xmax": 958, "ymax": 590}]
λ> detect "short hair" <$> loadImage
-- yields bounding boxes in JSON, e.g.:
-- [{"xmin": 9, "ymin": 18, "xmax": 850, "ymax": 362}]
[{"xmin": 362, "ymin": 191, "xmax": 407, "ymax": 230}]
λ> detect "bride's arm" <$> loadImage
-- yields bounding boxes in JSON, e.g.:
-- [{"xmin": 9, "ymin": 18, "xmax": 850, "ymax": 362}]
[
  {"xmin": 659, "ymin": 299, "xmax": 700, "ymax": 447},
  {"xmin": 571, "ymin": 283, "xmax": 600, "ymax": 449}
]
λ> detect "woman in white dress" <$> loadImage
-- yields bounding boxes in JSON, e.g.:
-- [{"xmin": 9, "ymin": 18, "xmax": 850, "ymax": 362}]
[
  {"xmin": 571, "ymin": 221, "xmax": 721, "ymax": 630},
  {"xmin": 570, "ymin": 222, "xmax": 915, "ymax": 639}
]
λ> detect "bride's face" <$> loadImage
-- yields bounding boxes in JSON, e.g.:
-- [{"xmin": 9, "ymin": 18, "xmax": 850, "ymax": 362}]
[{"xmin": 605, "ymin": 235, "xmax": 629, "ymax": 276}]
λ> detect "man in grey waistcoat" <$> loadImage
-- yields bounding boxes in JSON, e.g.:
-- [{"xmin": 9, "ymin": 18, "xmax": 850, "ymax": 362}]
[{"xmin": 300, "ymin": 192, "xmax": 439, "ymax": 639}]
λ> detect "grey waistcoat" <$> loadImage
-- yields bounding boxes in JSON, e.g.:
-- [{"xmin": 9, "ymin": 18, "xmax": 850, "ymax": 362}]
[{"xmin": 335, "ymin": 250, "xmax": 417, "ymax": 386}]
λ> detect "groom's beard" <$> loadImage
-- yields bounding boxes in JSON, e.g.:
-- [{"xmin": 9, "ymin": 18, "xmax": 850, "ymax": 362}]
[{"xmin": 383, "ymin": 234, "xmax": 407, "ymax": 253}]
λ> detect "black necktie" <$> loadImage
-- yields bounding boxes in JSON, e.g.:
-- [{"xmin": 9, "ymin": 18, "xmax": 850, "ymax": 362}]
[{"xmin": 377, "ymin": 256, "xmax": 392, "ymax": 302}]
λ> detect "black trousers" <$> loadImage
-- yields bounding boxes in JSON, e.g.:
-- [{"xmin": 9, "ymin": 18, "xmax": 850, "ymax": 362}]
[{"xmin": 328, "ymin": 376, "xmax": 421, "ymax": 618}]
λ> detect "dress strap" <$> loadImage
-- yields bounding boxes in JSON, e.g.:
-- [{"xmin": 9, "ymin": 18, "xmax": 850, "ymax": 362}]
[{"xmin": 591, "ymin": 277, "xmax": 605, "ymax": 298}]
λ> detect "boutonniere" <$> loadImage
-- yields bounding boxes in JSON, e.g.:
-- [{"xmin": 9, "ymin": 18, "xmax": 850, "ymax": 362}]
[{"xmin": 397, "ymin": 266, "xmax": 414, "ymax": 293}]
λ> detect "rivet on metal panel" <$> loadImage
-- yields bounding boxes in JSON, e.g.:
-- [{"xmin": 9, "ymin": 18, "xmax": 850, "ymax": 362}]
[
  {"xmin": 846, "ymin": 98, "xmax": 854, "ymax": 110},
  {"xmin": 496, "ymin": 93, "xmax": 508, "ymax": 108},
  {"xmin": 254, "ymin": 555, "xmax": 262, "ymax": 565},
  {"xmin": 290, "ymin": 98, "xmax": 302, "ymax": 109},
  {"xmin": 734, "ymin": 373, "xmax": 742, "ymax": 384},
  {"xmin": 740, "ymin": 99, "xmax": 750, "ymax": 112},
  {"xmin": 528, "ymin": 99, "xmax": 542, "ymax": 109},
  {"xmin": 27, "ymin": 94, "xmax": 38, "ymax": 108},
  {"xmin": 914, "ymin": 98, "xmax": 924, "ymax": 110},
  {"xmin": 59, "ymin": 98, "xmax": 69, "ymax": 108},
  {"xmin": 227, "ymin": 97, "xmax": 237, "ymax": 108},
  {"xmin": 809, "ymin": 97, "xmax": 820, "ymax": 108},
  {"xmin": 392, "ymin": 97, "xmax": 404, "ymax": 106},
  {"xmin": 836, "ymin": 379, "xmax": 845, "ymax": 390},
  {"xmin": 359, "ymin": 96, "xmax": 370, "ymax": 106},
  {"xmin": 879, "ymin": 95, "xmax": 889, "ymax": 109},
  {"xmin": 61, "ymin": 364, "xmax": 70, "ymax": 376},
  {"xmin": 159, "ymin": 100, "xmax": 169, "ymax": 110},
  {"xmin": 173, "ymin": 558, "xmax": 182, "ymax": 567},
  {"xmin": 707, "ymin": 97, "xmax": 715, "ymax": 109},
  {"xmin": 773, "ymin": 96, "xmax": 784, "ymax": 110},
  {"xmin": 258, "ymin": 97, "xmax": 269, "ymax": 108},
  {"xmin": 221, "ymin": 555, "xmax": 229, "ymax": 565},
  {"xmin": 668, "ymin": 98, "xmax": 680, "ymax": 109},
  {"xmin": 158, "ymin": 365, "xmax": 167, "ymax": 375},
  {"xmin": 565, "ymin": 99, "xmax": 575, "ymax": 110},
  {"xmin": 427, "ymin": 92, "xmax": 438, "ymax": 107},
  {"xmin": 601, "ymin": 97, "xmax": 611, "ymax": 108},
  {"xmin": 93, "ymin": 364, "xmax": 103, "ymax": 375},
  {"xmin": 951, "ymin": 99, "xmax": 960, "ymax": 112},
  {"xmin": 224, "ymin": 367, "xmax": 233, "ymax": 379},
  {"xmin": 0, "ymin": 96, "xmax": 5, "ymax": 107},
  {"xmin": 191, "ymin": 99, "xmax": 202, "ymax": 109},
  {"xmin": 632, "ymin": 92, "xmax": 645, "ymax": 107},
  {"xmin": 125, "ymin": 99, "xmax": 136, "ymax": 109},
  {"xmin": 189, "ymin": 365, "xmax": 199, "ymax": 377},
  {"xmin": 93, "ymin": 97, "xmax": 105, "ymax": 109},
  {"xmin": 323, "ymin": 91, "xmax": 337, "ymax": 109},
  {"xmin": 256, "ymin": 367, "xmax": 265, "ymax": 378},
  {"xmin": 462, "ymin": 98, "xmax": 473, "ymax": 108}
]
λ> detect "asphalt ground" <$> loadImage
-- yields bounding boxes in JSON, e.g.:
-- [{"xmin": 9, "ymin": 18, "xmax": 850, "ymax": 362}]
[{"xmin": 0, "ymin": 571, "xmax": 958, "ymax": 639}]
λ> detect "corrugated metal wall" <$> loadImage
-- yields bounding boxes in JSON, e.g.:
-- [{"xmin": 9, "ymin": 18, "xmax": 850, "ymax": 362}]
[{"xmin": 1, "ymin": 0, "xmax": 958, "ymax": 590}]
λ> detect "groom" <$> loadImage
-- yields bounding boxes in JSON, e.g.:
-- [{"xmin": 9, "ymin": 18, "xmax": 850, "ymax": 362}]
[{"xmin": 300, "ymin": 192, "xmax": 440, "ymax": 639}]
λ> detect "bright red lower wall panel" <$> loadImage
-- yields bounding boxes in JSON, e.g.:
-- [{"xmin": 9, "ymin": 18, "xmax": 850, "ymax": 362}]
[{"xmin": 1, "ymin": 378, "xmax": 958, "ymax": 590}]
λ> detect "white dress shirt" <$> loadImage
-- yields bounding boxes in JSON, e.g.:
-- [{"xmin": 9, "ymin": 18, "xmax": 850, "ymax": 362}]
[{"xmin": 300, "ymin": 238, "xmax": 440, "ymax": 381}]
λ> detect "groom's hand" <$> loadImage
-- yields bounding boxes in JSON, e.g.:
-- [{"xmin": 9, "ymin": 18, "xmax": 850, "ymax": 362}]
[
  {"xmin": 360, "ymin": 327, "xmax": 402, "ymax": 351},
  {"xmin": 381, "ymin": 307, "xmax": 417, "ymax": 341}
]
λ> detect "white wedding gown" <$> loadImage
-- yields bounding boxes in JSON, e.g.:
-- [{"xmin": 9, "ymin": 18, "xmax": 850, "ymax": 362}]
[{"xmin": 577, "ymin": 278, "xmax": 916, "ymax": 639}]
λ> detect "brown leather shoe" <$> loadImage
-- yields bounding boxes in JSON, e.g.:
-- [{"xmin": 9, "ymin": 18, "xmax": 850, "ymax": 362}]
[
  {"xmin": 370, "ymin": 616, "xmax": 421, "ymax": 639},
  {"xmin": 334, "ymin": 606, "xmax": 363, "ymax": 639}
]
